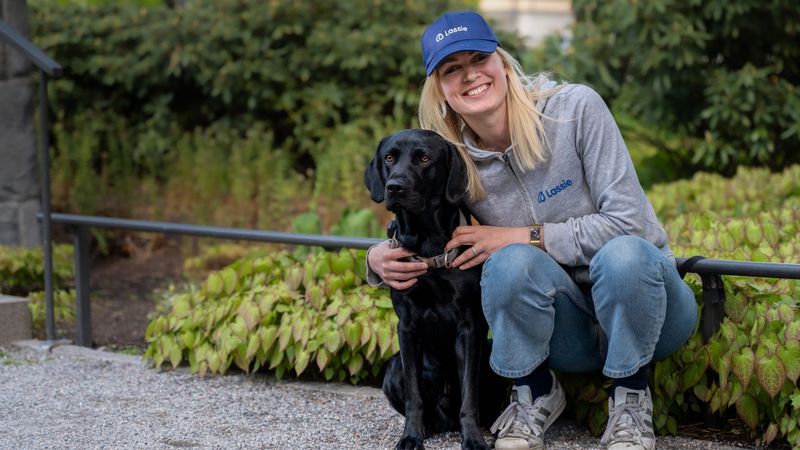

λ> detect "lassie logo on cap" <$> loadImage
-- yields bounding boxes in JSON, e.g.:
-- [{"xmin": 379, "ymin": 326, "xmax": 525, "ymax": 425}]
[{"xmin": 435, "ymin": 25, "xmax": 468, "ymax": 42}]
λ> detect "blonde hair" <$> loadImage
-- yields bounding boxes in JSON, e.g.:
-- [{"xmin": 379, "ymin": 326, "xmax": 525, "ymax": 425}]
[{"xmin": 419, "ymin": 47, "xmax": 562, "ymax": 200}]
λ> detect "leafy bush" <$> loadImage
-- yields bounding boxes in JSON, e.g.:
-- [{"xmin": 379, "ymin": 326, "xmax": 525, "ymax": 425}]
[
  {"xmin": 145, "ymin": 249, "xmax": 396, "ymax": 384},
  {"xmin": 0, "ymin": 244, "xmax": 73, "ymax": 296},
  {"xmin": 27, "ymin": 289, "xmax": 76, "ymax": 338},
  {"xmin": 524, "ymin": 0, "xmax": 800, "ymax": 174},
  {"xmin": 31, "ymin": 0, "xmax": 524, "ymax": 227},
  {"xmin": 645, "ymin": 165, "xmax": 799, "ymax": 446}
]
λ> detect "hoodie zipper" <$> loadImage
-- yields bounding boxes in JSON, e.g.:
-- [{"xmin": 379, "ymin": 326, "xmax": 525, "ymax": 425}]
[{"xmin": 502, "ymin": 153, "xmax": 537, "ymax": 224}]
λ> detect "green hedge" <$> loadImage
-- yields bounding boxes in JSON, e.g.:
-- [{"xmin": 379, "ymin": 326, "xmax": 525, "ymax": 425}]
[
  {"xmin": 30, "ymin": 0, "xmax": 530, "ymax": 225},
  {"xmin": 524, "ymin": 0, "xmax": 800, "ymax": 175}
]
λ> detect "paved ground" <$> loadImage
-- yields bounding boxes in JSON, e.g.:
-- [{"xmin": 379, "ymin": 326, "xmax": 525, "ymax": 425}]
[{"xmin": 0, "ymin": 340, "xmax": 755, "ymax": 449}]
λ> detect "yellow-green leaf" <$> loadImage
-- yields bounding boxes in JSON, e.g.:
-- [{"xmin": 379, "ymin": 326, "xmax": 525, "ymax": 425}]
[
  {"xmin": 169, "ymin": 342, "xmax": 182, "ymax": 369},
  {"xmin": 172, "ymin": 295, "xmax": 191, "ymax": 319},
  {"xmin": 295, "ymin": 349, "xmax": 310, "ymax": 376},
  {"xmin": 344, "ymin": 322, "xmax": 362, "ymax": 350},
  {"xmin": 736, "ymin": 393, "xmax": 759, "ymax": 430},
  {"xmin": 278, "ymin": 324, "xmax": 293, "ymax": 352},
  {"xmin": 208, "ymin": 351, "xmax": 222, "ymax": 374},
  {"xmin": 238, "ymin": 299, "xmax": 261, "ymax": 331},
  {"xmin": 246, "ymin": 334, "xmax": 260, "ymax": 361},
  {"xmin": 756, "ymin": 356, "xmax": 786, "ymax": 399},
  {"xmin": 778, "ymin": 342, "xmax": 800, "ymax": 383},
  {"xmin": 206, "ymin": 273, "xmax": 223, "ymax": 296},
  {"xmin": 221, "ymin": 268, "xmax": 238, "ymax": 294},
  {"xmin": 375, "ymin": 298, "xmax": 393, "ymax": 309},
  {"xmin": 259, "ymin": 325, "xmax": 278, "ymax": 354},
  {"xmin": 324, "ymin": 329, "xmax": 343, "ymax": 354},
  {"xmin": 347, "ymin": 353, "xmax": 364, "ymax": 376},
  {"xmin": 268, "ymin": 347, "xmax": 283, "ymax": 370},
  {"xmin": 732, "ymin": 347, "xmax": 754, "ymax": 388},
  {"xmin": 681, "ymin": 361, "xmax": 707, "ymax": 391},
  {"xmin": 377, "ymin": 326, "xmax": 392, "ymax": 356},
  {"xmin": 316, "ymin": 347, "xmax": 331, "ymax": 371}
]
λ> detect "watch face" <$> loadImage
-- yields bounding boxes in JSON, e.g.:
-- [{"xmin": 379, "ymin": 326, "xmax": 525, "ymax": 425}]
[{"xmin": 531, "ymin": 226, "xmax": 541, "ymax": 240}]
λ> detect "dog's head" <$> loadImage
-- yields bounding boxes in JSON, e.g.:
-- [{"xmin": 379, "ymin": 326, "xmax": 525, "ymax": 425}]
[{"xmin": 364, "ymin": 129, "xmax": 467, "ymax": 213}]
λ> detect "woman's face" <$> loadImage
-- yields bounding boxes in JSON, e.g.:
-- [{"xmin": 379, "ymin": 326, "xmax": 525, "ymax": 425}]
[{"xmin": 436, "ymin": 51, "xmax": 508, "ymax": 122}]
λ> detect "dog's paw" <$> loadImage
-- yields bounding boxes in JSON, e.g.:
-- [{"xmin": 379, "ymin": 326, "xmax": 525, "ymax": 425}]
[
  {"xmin": 395, "ymin": 435, "xmax": 425, "ymax": 450},
  {"xmin": 461, "ymin": 436, "xmax": 490, "ymax": 450}
]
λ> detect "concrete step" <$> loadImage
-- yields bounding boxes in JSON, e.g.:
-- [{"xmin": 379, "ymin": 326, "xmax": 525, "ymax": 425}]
[{"xmin": 0, "ymin": 294, "xmax": 31, "ymax": 344}]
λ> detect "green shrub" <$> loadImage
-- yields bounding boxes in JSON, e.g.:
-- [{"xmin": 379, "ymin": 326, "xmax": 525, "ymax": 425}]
[
  {"xmin": 27, "ymin": 289, "xmax": 77, "ymax": 338},
  {"xmin": 145, "ymin": 249, "xmax": 396, "ymax": 384},
  {"xmin": 523, "ymin": 0, "xmax": 800, "ymax": 175},
  {"xmin": 0, "ymin": 244, "xmax": 73, "ymax": 296},
  {"xmin": 31, "ymin": 0, "xmax": 525, "ymax": 226}
]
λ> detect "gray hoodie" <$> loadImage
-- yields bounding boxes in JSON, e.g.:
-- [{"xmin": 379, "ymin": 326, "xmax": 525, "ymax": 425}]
[
  {"xmin": 366, "ymin": 83, "xmax": 671, "ymax": 285},
  {"xmin": 463, "ymin": 83, "xmax": 672, "ymax": 267}
]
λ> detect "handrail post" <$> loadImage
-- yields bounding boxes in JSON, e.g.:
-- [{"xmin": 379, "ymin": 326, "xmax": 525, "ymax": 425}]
[
  {"xmin": 700, "ymin": 274, "xmax": 726, "ymax": 344},
  {"xmin": 73, "ymin": 225, "xmax": 92, "ymax": 347},
  {"xmin": 39, "ymin": 70, "xmax": 56, "ymax": 341}
]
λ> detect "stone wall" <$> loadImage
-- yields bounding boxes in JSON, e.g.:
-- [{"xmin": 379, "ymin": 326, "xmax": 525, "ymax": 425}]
[{"xmin": 0, "ymin": 0, "xmax": 41, "ymax": 247}]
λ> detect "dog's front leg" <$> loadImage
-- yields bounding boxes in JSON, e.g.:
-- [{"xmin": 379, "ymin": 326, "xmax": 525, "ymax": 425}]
[
  {"xmin": 455, "ymin": 319, "xmax": 490, "ymax": 450},
  {"xmin": 396, "ymin": 309, "xmax": 426, "ymax": 450}
]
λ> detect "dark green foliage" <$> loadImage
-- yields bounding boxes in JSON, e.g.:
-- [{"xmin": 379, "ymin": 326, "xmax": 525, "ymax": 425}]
[
  {"xmin": 524, "ymin": 0, "xmax": 800, "ymax": 174},
  {"xmin": 0, "ymin": 244, "xmax": 77, "ymax": 338},
  {"xmin": 0, "ymin": 244, "xmax": 73, "ymax": 296},
  {"xmin": 30, "ymin": 0, "xmax": 492, "ymax": 179},
  {"xmin": 31, "ymin": 0, "xmax": 528, "ymax": 222}
]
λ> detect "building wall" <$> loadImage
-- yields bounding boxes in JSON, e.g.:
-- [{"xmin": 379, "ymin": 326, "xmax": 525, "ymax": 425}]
[
  {"xmin": 0, "ymin": 0, "xmax": 41, "ymax": 247},
  {"xmin": 480, "ymin": 0, "xmax": 573, "ymax": 45}
]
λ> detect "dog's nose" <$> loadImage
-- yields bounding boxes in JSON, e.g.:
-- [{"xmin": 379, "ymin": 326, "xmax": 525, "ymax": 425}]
[{"xmin": 386, "ymin": 180, "xmax": 406, "ymax": 194}]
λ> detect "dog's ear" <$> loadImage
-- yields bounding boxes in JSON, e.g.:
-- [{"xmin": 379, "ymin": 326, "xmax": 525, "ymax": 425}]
[
  {"xmin": 445, "ymin": 141, "xmax": 468, "ymax": 204},
  {"xmin": 364, "ymin": 137, "xmax": 389, "ymax": 203}
]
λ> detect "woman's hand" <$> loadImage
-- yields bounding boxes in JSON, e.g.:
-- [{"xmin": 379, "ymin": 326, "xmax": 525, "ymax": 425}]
[
  {"xmin": 445, "ymin": 225, "xmax": 529, "ymax": 270},
  {"xmin": 367, "ymin": 240, "xmax": 429, "ymax": 290}
]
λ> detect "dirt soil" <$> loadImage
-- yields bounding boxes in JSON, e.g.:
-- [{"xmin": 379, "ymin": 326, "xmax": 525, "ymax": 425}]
[{"xmin": 82, "ymin": 237, "xmax": 187, "ymax": 350}]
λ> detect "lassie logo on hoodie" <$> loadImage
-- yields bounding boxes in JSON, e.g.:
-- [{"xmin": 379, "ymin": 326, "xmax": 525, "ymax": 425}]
[{"xmin": 538, "ymin": 179, "xmax": 573, "ymax": 203}]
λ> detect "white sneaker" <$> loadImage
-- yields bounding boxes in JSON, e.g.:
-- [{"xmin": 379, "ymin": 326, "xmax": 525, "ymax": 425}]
[
  {"xmin": 601, "ymin": 386, "xmax": 656, "ymax": 450},
  {"xmin": 490, "ymin": 371, "xmax": 566, "ymax": 450}
]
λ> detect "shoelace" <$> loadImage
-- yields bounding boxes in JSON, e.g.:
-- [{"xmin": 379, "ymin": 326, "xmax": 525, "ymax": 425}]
[
  {"xmin": 600, "ymin": 403, "xmax": 646, "ymax": 445},
  {"xmin": 490, "ymin": 401, "xmax": 542, "ymax": 439}
]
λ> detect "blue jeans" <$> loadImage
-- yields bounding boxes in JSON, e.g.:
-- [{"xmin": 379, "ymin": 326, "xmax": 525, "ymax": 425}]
[{"xmin": 481, "ymin": 235, "xmax": 698, "ymax": 379}]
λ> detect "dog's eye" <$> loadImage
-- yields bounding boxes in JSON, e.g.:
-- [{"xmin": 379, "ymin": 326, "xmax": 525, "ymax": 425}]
[
  {"xmin": 384, "ymin": 154, "xmax": 394, "ymax": 163},
  {"xmin": 419, "ymin": 154, "xmax": 431, "ymax": 163}
]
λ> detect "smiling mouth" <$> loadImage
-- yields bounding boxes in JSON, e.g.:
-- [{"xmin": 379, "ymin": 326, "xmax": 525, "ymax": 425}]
[{"xmin": 464, "ymin": 84, "xmax": 489, "ymax": 97}]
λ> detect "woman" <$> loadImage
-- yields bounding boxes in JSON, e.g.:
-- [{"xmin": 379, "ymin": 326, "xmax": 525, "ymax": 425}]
[{"xmin": 367, "ymin": 11, "xmax": 697, "ymax": 450}]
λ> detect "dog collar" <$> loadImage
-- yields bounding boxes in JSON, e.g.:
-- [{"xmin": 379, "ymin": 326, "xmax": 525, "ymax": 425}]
[
  {"xmin": 390, "ymin": 235, "xmax": 461, "ymax": 269},
  {"xmin": 389, "ymin": 210, "xmax": 469, "ymax": 269}
]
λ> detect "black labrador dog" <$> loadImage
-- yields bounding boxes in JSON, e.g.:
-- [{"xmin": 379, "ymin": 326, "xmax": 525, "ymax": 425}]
[{"xmin": 364, "ymin": 129, "xmax": 506, "ymax": 450}]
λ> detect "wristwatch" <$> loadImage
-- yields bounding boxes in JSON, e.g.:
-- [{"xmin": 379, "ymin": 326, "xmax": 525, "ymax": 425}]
[{"xmin": 529, "ymin": 224, "xmax": 542, "ymax": 249}]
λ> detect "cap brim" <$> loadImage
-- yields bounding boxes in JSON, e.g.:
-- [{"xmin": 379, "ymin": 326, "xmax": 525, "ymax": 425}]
[{"xmin": 426, "ymin": 39, "xmax": 498, "ymax": 76}]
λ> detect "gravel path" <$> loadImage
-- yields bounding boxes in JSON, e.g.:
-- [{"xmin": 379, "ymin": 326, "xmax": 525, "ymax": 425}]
[{"xmin": 0, "ymin": 341, "xmax": 753, "ymax": 450}]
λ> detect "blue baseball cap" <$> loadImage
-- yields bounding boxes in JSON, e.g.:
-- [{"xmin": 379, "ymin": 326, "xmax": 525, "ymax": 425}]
[{"xmin": 421, "ymin": 11, "xmax": 500, "ymax": 76}]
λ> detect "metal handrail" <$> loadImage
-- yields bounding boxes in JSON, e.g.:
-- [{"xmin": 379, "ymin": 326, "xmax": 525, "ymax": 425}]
[
  {"xmin": 674, "ymin": 257, "xmax": 800, "ymax": 279},
  {"xmin": 39, "ymin": 212, "xmax": 800, "ymax": 347},
  {"xmin": 0, "ymin": 19, "xmax": 62, "ymax": 76},
  {"xmin": 1, "ymin": 18, "xmax": 63, "ymax": 342},
  {"xmin": 47, "ymin": 213, "xmax": 382, "ymax": 249}
]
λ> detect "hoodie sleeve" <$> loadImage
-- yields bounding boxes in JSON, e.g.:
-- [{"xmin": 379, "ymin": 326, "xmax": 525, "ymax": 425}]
[
  {"xmin": 542, "ymin": 85, "xmax": 667, "ymax": 266},
  {"xmin": 364, "ymin": 243, "xmax": 386, "ymax": 287}
]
